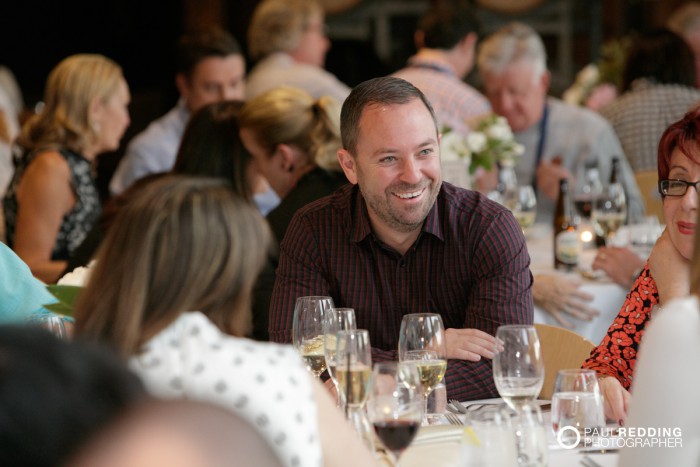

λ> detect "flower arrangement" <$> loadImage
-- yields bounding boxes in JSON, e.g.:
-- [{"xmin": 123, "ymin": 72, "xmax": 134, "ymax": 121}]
[{"xmin": 442, "ymin": 114, "xmax": 524, "ymax": 174}]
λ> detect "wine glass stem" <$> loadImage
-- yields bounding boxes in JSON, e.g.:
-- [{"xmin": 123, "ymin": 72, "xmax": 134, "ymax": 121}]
[{"xmin": 423, "ymin": 393, "xmax": 430, "ymax": 424}]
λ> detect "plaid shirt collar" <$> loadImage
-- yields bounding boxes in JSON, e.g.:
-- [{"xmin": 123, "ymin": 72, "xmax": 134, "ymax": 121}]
[{"xmin": 349, "ymin": 184, "xmax": 445, "ymax": 246}]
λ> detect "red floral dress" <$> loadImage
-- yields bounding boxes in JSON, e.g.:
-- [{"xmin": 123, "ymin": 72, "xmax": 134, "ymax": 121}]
[{"xmin": 582, "ymin": 262, "xmax": 659, "ymax": 390}]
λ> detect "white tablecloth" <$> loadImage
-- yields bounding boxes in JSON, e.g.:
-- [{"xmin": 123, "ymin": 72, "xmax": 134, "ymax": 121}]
[{"xmin": 526, "ymin": 224, "xmax": 628, "ymax": 345}]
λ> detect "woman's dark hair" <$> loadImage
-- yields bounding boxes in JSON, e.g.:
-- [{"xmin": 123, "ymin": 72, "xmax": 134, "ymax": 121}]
[
  {"xmin": 172, "ymin": 100, "xmax": 253, "ymax": 202},
  {"xmin": 0, "ymin": 325, "xmax": 145, "ymax": 466},
  {"xmin": 622, "ymin": 28, "xmax": 696, "ymax": 92}
]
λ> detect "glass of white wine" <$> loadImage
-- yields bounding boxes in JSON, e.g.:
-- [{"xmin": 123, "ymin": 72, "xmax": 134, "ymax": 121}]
[
  {"xmin": 323, "ymin": 307, "xmax": 356, "ymax": 406},
  {"xmin": 591, "ymin": 183, "xmax": 627, "ymax": 246},
  {"xmin": 398, "ymin": 313, "xmax": 447, "ymax": 424},
  {"xmin": 292, "ymin": 296, "xmax": 334, "ymax": 378},
  {"xmin": 335, "ymin": 329, "xmax": 374, "ymax": 450}
]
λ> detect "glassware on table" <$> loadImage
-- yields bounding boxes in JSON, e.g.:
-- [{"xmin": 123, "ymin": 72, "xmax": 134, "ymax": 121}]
[
  {"xmin": 29, "ymin": 314, "xmax": 67, "ymax": 339},
  {"xmin": 462, "ymin": 405, "xmax": 517, "ymax": 467},
  {"xmin": 551, "ymin": 369, "xmax": 605, "ymax": 445},
  {"xmin": 493, "ymin": 325, "xmax": 544, "ymax": 411},
  {"xmin": 512, "ymin": 403, "xmax": 549, "ymax": 467},
  {"xmin": 493, "ymin": 325, "xmax": 545, "ymax": 466},
  {"xmin": 292, "ymin": 296, "xmax": 335, "ymax": 377},
  {"xmin": 397, "ymin": 313, "xmax": 447, "ymax": 424},
  {"xmin": 367, "ymin": 361, "xmax": 423, "ymax": 466},
  {"xmin": 591, "ymin": 183, "xmax": 627, "ymax": 246},
  {"xmin": 335, "ymin": 329, "xmax": 374, "ymax": 450},
  {"xmin": 323, "ymin": 307, "xmax": 356, "ymax": 406},
  {"xmin": 509, "ymin": 185, "xmax": 537, "ymax": 232}
]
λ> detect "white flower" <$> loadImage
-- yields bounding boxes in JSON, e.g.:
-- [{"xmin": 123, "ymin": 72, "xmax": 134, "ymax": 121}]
[
  {"xmin": 441, "ymin": 131, "xmax": 470, "ymax": 161},
  {"xmin": 578, "ymin": 64, "xmax": 599, "ymax": 86},
  {"xmin": 512, "ymin": 143, "xmax": 525, "ymax": 156},
  {"xmin": 466, "ymin": 131, "xmax": 487, "ymax": 153},
  {"xmin": 485, "ymin": 120, "xmax": 513, "ymax": 140},
  {"xmin": 57, "ymin": 260, "xmax": 96, "ymax": 286}
]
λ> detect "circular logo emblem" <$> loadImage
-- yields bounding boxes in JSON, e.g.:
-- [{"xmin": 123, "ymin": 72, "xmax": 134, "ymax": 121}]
[{"xmin": 556, "ymin": 426, "xmax": 581, "ymax": 449}]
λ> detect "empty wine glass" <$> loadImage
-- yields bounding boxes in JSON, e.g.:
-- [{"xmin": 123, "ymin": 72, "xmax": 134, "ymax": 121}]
[
  {"xmin": 493, "ymin": 325, "xmax": 545, "ymax": 466},
  {"xmin": 591, "ymin": 183, "xmax": 627, "ymax": 246},
  {"xmin": 551, "ymin": 369, "xmax": 605, "ymax": 446},
  {"xmin": 509, "ymin": 185, "xmax": 537, "ymax": 232},
  {"xmin": 336, "ymin": 329, "xmax": 374, "ymax": 450},
  {"xmin": 29, "ymin": 314, "xmax": 67, "ymax": 339},
  {"xmin": 292, "ymin": 296, "xmax": 334, "ymax": 377},
  {"xmin": 398, "ymin": 313, "xmax": 447, "ymax": 424},
  {"xmin": 367, "ymin": 361, "xmax": 423, "ymax": 467},
  {"xmin": 323, "ymin": 307, "xmax": 356, "ymax": 406}
]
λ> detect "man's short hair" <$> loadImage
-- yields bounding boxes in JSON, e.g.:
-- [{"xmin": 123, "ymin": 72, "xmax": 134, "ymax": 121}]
[
  {"xmin": 477, "ymin": 22, "xmax": 547, "ymax": 81},
  {"xmin": 176, "ymin": 27, "xmax": 242, "ymax": 77},
  {"xmin": 340, "ymin": 76, "xmax": 438, "ymax": 155},
  {"xmin": 419, "ymin": 1, "xmax": 480, "ymax": 50}
]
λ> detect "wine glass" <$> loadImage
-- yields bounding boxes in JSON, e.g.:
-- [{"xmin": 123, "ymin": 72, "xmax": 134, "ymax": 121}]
[
  {"xmin": 367, "ymin": 361, "xmax": 423, "ymax": 466},
  {"xmin": 323, "ymin": 307, "xmax": 356, "ymax": 406},
  {"xmin": 398, "ymin": 313, "xmax": 447, "ymax": 424},
  {"xmin": 551, "ymin": 369, "xmax": 605, "ymax": 446},
  {"xmin": 591, "ymin": 183, "xmax": 627, "ymax": 246},
  {"xmin": 335, "ymin": 329, "xmax": 374, "ymax": 450},
  {"xmin": 29, "ymin": 314, "xmax": 67, "ymax": 339},
  {"xmin": 493, "ymin": 325, "xmax": 545, "ymax": 466},
  {"xmin": 493, "ymin": 325, "xmax": 544, "ymax": 412},
  {"xmin": 292, "ymin": 296, "xmax": 335, "ymax": 377},
  {"xmin": 509, "ymin": 185, "xmax": 537, "ymax": 232}
]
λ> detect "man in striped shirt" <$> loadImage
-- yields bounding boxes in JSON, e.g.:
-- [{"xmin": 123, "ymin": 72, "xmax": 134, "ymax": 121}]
[{"xmin": 269, "ymin": 77, "xmax": 533, "ymax": 401}]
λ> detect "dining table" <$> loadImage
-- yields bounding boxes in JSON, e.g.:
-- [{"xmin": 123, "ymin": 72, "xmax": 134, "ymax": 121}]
[
  {"xmin": 525, "ymin": 223, "xmax": 634, "ymax": 345},
  {"xmin": 398, "ymin": 399, "xmax": 620, "ymax": 467}
]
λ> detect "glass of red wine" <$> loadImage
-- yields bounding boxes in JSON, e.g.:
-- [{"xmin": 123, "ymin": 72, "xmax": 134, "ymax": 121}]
[{"xmin": 367, "ymin": 361, "xmax": 423, "ymax": 466}]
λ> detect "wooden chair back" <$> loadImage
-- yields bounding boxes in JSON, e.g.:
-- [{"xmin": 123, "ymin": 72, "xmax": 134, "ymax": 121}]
[
  {"xmin": 635, "ymin": 170, "xmax": 665, "ymax": 223},
  {"xmin": 534, "ymin": 323, "xmax": 595, "ymax": 400}
]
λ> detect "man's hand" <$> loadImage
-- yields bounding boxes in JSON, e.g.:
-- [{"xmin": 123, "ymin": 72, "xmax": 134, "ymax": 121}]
[
  {"xmin": 648, "ymin": 228, "xmax": 691, "ymax": 303},
  {"xmin": 533, "ymin": 274, "xmax": 598, "ymax": 328},
  {"xmin": 598, "ymin": 375, "xmax": 631, "ymax": 425},
  {"xmin": 536, "ymin": 157, "xmax": 571, "ymax": 201},
  {"xmin": 445, "ymin": 328, "xmax": 498, "ymax": 361},
  {"xmin": 592, "ymin": 247, "xmax": 644, "ymax": 288}
]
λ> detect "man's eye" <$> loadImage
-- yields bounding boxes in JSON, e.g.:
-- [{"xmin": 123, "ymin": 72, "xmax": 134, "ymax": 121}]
[{"xmin": 379, "ymin": 156, "xmax": 396, "ymax": 163}]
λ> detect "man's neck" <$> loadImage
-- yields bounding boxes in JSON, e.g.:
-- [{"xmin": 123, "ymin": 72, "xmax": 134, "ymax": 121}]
[{"xmin": 413, "ymin": 49, "xmax": 457, "ymax": 75}]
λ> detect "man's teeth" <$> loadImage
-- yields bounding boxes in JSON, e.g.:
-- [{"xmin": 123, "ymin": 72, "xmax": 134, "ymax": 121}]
[{"xmin": 395, "ymin": 190, "xmax": 421, "ymax": 199}]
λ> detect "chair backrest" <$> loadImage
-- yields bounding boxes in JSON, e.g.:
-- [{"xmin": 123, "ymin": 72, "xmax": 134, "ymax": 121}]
[
  {"xmin": 534, "ymin": 323, "xmax": 595, "ymax": 400},
  {"xmin": 635, "ymin": 170, "xmax": 665, "ymax": 224}
]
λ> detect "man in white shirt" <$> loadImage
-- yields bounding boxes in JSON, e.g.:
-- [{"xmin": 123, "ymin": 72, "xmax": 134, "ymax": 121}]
[{"xmin": 110, "ymin": 28, "xmax": 246, "ymax": 196}]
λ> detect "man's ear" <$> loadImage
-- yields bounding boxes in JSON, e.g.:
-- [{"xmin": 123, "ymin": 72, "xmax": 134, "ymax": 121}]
[
  {"xmin": 539, "ymin": 69, "xmax": 551, "ymax": 92},
  {"xmin": 337, "ymin": 148, "xmax": 358, "ymax": 184}
]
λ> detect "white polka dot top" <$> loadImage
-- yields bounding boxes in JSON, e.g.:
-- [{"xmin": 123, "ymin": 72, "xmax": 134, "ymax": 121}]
[{"xmin": 130, "ymin": 311, "xmax": 323, "ymax": 467}]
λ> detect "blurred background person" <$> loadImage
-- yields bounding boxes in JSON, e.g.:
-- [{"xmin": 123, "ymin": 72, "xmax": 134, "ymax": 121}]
[
  {"xmin": 583, "ymin": 108, "xmax": 700, "ymax": 423},
  {"xmin": 601, "ymin": 28, "xmax": 700, "ymax": 173},
  {"xmin": 238, "ymin": 86, "xmax": 347, "ymax": 340},
  {"xmin": 68, "ymin": 400, "xmax": 284, "ymax": 467},
  {"xmin": 109, "ymin": 27, "xmax": 246, "ymax": 196},
  {"xmin": 477, "ymin": 22, "xmax": 644, "ymax": 224},
  {"xmin": 667, "ymin": 1, "xmax": 700, "ymax": 89},
  {"xmin": 0, "ymin": 242, "xmax": 56, "ymax": 322},
  {"xmin": 3, "ymin": 54, "xmax": 130, "ymax": 283},
  {"xmin": 246, "ymin": 0, "xmax": 350, "ymax": 102},
  {"xmin": 75, "ymin": 176, "xmax": 378, "ymax": 467},
  {"xmin": 0, "ymin": 325, "xmax": 146, "ymax": 466}
]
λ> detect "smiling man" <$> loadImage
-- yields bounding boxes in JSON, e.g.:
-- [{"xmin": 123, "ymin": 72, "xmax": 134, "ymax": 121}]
[{"xmin": 269, "ymin": 77, "xmax": 533, "ymax": 401}]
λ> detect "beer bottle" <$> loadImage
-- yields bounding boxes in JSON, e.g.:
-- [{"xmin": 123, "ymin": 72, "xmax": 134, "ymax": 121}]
[{"xmin": 554, "ymin": 178, "xmax": 580, "ymax": 270}]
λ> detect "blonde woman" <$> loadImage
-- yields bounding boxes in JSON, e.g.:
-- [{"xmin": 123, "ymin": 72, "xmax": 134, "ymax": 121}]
[
  {"xmin": 75, "ymin": 175, "xmax": 378, "ymax": 467},
  {"xmin": 3, "ymin": 54, "xmax": 130, "ymax": 283},
  {"xmin": 239, "ymin": 87, "xmax": 348, "ymax": 340}
]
